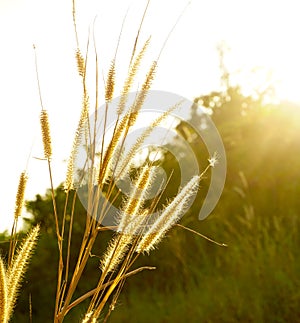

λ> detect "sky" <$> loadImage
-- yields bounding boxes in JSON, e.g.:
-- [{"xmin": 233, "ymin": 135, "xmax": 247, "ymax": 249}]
[{"xmin": 0, "ymin": 0, "xmax": 300, "ymax": 232}]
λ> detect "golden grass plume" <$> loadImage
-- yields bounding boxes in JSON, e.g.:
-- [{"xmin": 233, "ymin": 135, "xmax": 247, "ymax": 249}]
[
  {"xmin": 0, "ymin": 257, "xmax": 8, "ymax": 323},
  {"xmin": 128, "ymin": 60, "xmax": 157, "ymax": 126},
  {"xmin": 105, "ymin": 59, "xmax": 116, "ymax": 102},
  {"xmin": 97, "ymin": 113, "xmax": 130, "ymax": 186},
  {"xmin": 64, "ymin": 93, "xmax": 89, "ymax": 191},
  {"xmin": 14, "ymin": 171, "xmax": 28, "ymax": 219},
  {"xmin": 118, "ymin": 165, "xmax": 155, "ymax": 233},
  {"xmin": 6, "ymin": 225, "xmax": 40, "ymax": 321},
  {"xmin": 76, "ymin": 49, "xmax": 86, "ymax": 78},
  {"xmin": 100, "ymin": 233, "xmax": 132, "ymax": 275},
  {"xmin": 117, "ymin": 37, "xmax": 151, "ymax": 115},
  {"xmin": 40, "ymin": 110, "xmax": 52, "ymax": 160},
  {"xmin": 136, "ymin": 175, "xmax": 200, "ymax": 253}
]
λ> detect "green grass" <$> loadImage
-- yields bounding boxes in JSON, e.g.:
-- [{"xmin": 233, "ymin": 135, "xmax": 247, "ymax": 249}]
[{"xmin": 108, "ymin": 210, "xmax": 300, "ymax": 323}]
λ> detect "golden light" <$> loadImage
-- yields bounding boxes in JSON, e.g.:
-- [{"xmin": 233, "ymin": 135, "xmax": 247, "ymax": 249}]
[{"xmin": 1, "ymin": 0, "xmax": 300, "ymax": 232}]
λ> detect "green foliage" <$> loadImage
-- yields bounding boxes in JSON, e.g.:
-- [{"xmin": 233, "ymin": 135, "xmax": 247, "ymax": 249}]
[{"xmin": 109, "ymin": 88, "xmax": 300, "ymax": 322}]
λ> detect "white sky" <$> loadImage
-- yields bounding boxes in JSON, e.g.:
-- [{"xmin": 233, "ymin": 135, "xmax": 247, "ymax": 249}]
[{"xmin": 1, "ymin": 0, "xmax": 300, "ymax": 231}]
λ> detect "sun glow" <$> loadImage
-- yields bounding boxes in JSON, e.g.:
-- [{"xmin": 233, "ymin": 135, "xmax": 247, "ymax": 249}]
[{"xmin": 1, "ymin": 0, "xmax": 300, "ymax": 231}]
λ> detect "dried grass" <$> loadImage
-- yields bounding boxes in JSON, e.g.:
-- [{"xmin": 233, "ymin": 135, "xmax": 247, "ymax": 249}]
[{"xmin": 1, "ymin": 1, "xmax": 218, "ymax": 322}]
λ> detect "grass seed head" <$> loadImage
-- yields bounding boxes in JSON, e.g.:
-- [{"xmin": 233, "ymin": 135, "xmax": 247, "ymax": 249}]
[
  {"xmin": 76, "ymin": 49, "xmax": 85, "ymax": 77},
  {"xmin": 82, "ymin": 311, "xmax": 97, "ymax": 323},
  {"xmin": 40, "ymin": 110, "xmax": 52, "ymax": 160},
  {"xmin": 6, "ymin": 225, "xmax": 40, "ymax": 321},
  {"xmin": 64, "ymin": 93, "xmax": 89, "ymax": 191},
  {"xmin": 118, "ymin": 165, "xmax": 155, "ymax": 233},
  {"xmin": 105, "ymin": 59, "xmax": 116, "ymax": 102},
  {"xmin": 0, "ymin": 257, "xmax": 8, "ymax": 322},
  {"xmin": 14, "ymin": 171, "xmax": 28, "ymax": 219},
  {"xmin": 136, "ymin": 175, "xmax": 200, "ymax": 253},
  {"xmin": 117, "ymin": 37, "xmax": 151, "ymax": 115},
  {"xmin": 100, "ymin": 234, "xmax": 132, "ymax": 275}
]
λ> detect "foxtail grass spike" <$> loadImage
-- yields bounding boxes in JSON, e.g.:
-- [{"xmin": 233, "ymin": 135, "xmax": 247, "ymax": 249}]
[
  {"xmin": 117, "ymin": 37, "xmax": 151, "ymax": 115},
  {"xmin": 81, "ymin": 311, "xmax": 97, "ymax": 323},
  {"xmin": 105, "ymin": 59, "xmax": 116, "ymax": 102},
  {"xmin": 100, "ymin": 234, "xmax": 132, "ymax": 275},
  {"xmin": 40, "ymin": 110, "xmax": 52, "ymax": 159},
  {"xmin": 14, "ymin": 171, "xmax": 28, "ymax": 219},
  {"xmin": 0, "ymin": 257, "xmax": 7, "ymax": 323},
  {"xmin": 97, "ymin": 113, "xmax": 129, "ymax": 186},
  {"xmin": 76, "ymin": 49, "xmax": 85, "ymax": 77},
  {"xmin": 136, "ymin": 176, "xmax": 200, "ymax": 253},
  {"xmin": 118, "ymin": 165, "xmax": 155, "ymax": 233},
  {"xmin": 100, "ymin": 211, "xmax": 146, "ymax": 275},
  {"xmin": 6, "ymin": 225, "xmax": 40, "ymax": 321},
  {"xmin": 127, "ymin": 61, "xmax": 157, "ymax": 128},
  {"xmin": 64, "ymin": 93, "xmax": 89, "ymax": 191}
]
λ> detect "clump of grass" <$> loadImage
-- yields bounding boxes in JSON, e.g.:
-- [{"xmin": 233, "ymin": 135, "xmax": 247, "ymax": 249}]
[
  {"xmin": 4, "ymin": 1, "xmax": 222, "ymax": 322},
  {"xmin": 43, "ymin": 2, "xmax": 213, "ymax": 321}
]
